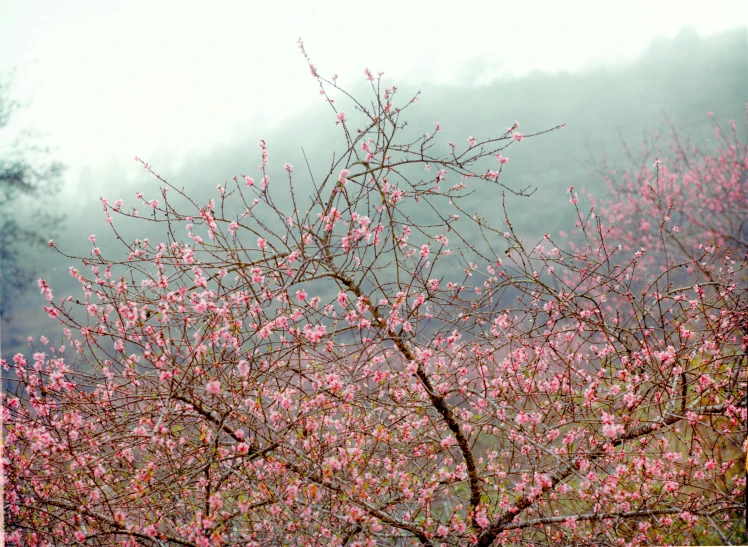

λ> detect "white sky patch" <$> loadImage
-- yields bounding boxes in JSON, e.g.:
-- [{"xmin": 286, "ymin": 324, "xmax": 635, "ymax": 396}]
[{"xmin": 0, "ymin": 0, "xmax": 745, "ymax": 178}]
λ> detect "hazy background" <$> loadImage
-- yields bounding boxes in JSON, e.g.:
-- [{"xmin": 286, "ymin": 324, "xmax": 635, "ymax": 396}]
[{"xmin": 1, "ymin": 0, "xmax": 746, "ymax": 361}]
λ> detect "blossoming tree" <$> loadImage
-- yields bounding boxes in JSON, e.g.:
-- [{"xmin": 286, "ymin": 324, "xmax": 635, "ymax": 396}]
[{"xmin": 3, "ymin": 44, "xmax": 746, "ymax": 546}]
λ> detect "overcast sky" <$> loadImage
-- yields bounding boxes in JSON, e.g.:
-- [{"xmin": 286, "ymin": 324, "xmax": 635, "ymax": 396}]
[{"xmin": 1, "ymin": 0, "xmax": 746, "ymax": 178}]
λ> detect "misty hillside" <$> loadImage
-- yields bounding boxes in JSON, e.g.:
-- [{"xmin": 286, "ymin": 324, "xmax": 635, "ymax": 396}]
[{"xmin": 2, "ymin": 27, "xmax": 745, "ymax": 362}]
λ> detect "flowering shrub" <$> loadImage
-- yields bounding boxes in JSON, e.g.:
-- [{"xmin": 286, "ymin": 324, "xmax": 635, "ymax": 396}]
[
  {"xmin": 3, "ymin": 44, "xmax": 746, "ymax": 546},
  {"xmin": 587, "ymin": 110, "xmax": 747, "ymax": 280}
]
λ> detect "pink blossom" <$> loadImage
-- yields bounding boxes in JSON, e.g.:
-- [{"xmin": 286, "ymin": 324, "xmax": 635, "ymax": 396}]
[
  {"xmin": 601, "ymin": 412, "xmax": 625, "ymax": 437},
  {"xmin": 251, "ymin": 267, "xmax": 265, "ymax": 284},
  {"xmin": 257, "ymin": 323, "xmax": 272, "ymax": 339},
  {"xmin": 440, "ymin": 436, "xmax": 456, "ymax": 449},
  {"xmin": 303, "ymin": 324, "xmax": 326, "ymax": 343},
  {"xmin": 474, "ymin": 506, "xmax": 489, "ymax": 529}
]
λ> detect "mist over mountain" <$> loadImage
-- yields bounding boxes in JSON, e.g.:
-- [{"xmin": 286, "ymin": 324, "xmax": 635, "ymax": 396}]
[{"xmin": 2, "ymin": 27, "xmax": 745, "ymax": 362}]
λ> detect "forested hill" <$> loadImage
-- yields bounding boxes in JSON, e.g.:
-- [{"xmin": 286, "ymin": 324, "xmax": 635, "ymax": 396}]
[
  {"xmin": 214, "ymin": 26, "xmax": 746, "ymax": 241},
  {"xmin": 395, "ymin": 26, "xmax": 747, "ymax": 236}
]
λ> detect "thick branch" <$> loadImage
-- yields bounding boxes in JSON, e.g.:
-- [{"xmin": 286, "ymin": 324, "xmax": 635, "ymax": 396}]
[{"xmin": 332, "ymin": 270, "xmax": 482, "ymax": 514}]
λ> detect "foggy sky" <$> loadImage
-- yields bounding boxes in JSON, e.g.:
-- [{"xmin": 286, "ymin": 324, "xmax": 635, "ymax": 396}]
[{"xmin": 1, "ymin": 0, "xmax": 745, "ymax": 184}]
